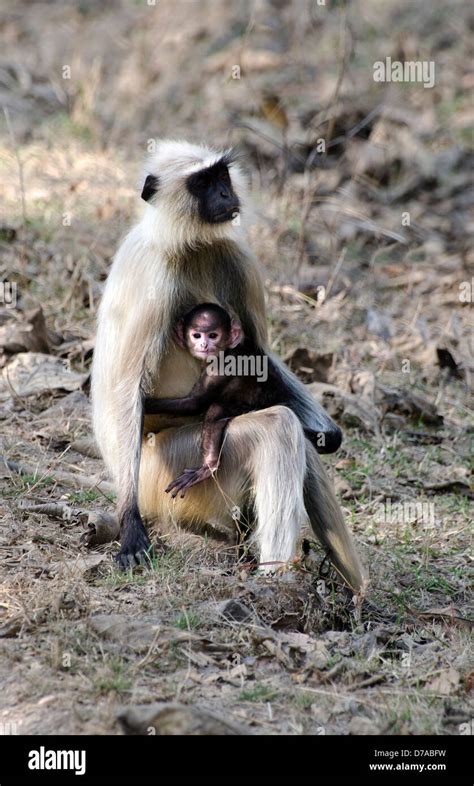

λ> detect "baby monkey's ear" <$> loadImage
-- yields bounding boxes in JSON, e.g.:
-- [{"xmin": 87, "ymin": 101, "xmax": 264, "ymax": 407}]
[
  {"xmin": 173, "ymin": 318, "xmax": 186, "ymax": 348},
  {"xmin": 229, "ymin": 318, "xmax": 243, "ymax": 349}
]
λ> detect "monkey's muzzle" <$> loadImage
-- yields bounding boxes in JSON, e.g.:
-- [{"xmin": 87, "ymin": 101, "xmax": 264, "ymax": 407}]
[{"xmin": 212, "ymin": 205, "xmax": 240, "ymax": 223}]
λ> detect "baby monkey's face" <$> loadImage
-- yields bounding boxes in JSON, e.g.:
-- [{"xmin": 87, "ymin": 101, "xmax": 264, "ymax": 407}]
[{"xmin": 186, "ymin": 313, "xmax": 229, "ymax": 360}]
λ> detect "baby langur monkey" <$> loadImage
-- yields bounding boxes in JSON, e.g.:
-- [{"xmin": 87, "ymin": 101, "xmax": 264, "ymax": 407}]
[{"xmin": 144, "ymin": 303, "xmax": 291, "ymax": 497}]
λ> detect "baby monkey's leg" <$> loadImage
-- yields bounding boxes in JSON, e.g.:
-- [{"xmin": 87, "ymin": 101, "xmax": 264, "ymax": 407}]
[{"xmin": 165, "ymin": 405, "xmax": 231, "ymax": 498}]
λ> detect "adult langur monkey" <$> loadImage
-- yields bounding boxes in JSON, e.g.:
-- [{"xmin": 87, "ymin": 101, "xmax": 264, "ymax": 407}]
[{"xmin": 91, "ymin": 140, "xmax": 367, "ymax": 592}]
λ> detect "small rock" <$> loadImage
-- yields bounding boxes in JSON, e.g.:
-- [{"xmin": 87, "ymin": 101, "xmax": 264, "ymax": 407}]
[
  {"xmin": 218, "ymin": 600, "xmax": 255, "ymax": 624},
  {"xmin": 348, "ymin": 716, "xmax": 380, "ymax": 735}
]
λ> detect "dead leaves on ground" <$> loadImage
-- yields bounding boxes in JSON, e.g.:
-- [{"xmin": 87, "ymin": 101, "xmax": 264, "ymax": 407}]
[
  {"xmin": 403, "ymin": 605, "xmax": 473, "ymax": 631},
  {"xmin": 0, "ymin": 306, "xmax": 57, "ymax": 358},
  {"xmin": 0, "ymin": 352, "xmax": 87, "ymax": 402},
  {"xmin": 307, "ymin": 377, "xmax": 444, "ymax": 437},
  {"xmin": 426, "ymin": 667, "xmax": 462, "ymax": 697}
]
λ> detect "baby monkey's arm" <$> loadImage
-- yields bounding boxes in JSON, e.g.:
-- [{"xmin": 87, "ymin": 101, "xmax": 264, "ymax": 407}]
[{"xmin": 144, "ymin": 372, "xmax": 223, "ymax": 416}]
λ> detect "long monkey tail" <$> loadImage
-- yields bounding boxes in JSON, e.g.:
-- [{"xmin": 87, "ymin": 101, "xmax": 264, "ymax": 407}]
[
  {"xmin": 268, "ymin": 355, "xmax": 342, "ymax": 453},
  {"xmin": 304, "ymin": 441, "xmax": 368, "ymax": 595}
]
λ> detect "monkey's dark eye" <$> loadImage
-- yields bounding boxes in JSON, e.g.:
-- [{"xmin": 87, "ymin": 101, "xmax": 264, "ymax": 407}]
[
  {"xmin": 208, "ymin": 332, "xmax": 218, "ymax": 339},
  {"xmin": 193, "ymin": 332, "xmax": 201, "ymax": 339}
]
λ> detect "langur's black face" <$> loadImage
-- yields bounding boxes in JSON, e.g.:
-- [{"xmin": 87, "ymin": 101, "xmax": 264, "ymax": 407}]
[{"xmin": 186, "ymin": 159, "xmax": 240, "ymax": 224}]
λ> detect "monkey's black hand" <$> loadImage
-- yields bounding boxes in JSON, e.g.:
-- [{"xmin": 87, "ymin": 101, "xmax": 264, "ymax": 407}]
[
  {"xmin": 115, "ymin": 506, "xmax": 153, "ymax": 569},
  {"xmin": 165, "ymin": 466, "xmax": 213, "ymax": 498}
]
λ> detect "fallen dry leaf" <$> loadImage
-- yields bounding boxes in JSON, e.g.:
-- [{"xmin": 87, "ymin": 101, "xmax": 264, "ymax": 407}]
[
  {"xmin": 0, "ymin": 306, "xmax": 53, "ymax": 355},
  {"xmin": 426, "ymin": 667, "xmax": 461, "ymax": 696},
  {"xmin": 405, "ymin": 605, "xmax": 473, "ymax": 630},
  {"xmin": 0, "ymin": 352, "xmax": 87, "ymax": 401},
  {"xmin": 284, "ymin": 347, "xmax": 334, "ymax": 383},
  {"xmin": 50, "ymin": 553, "xmax": 106, "ymax": 579}
]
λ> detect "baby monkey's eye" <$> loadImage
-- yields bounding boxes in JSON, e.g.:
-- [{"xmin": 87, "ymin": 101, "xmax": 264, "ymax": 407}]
[
  {"xmin": 192, "ymin": 332, "xmax": 201, "ymax": 339},
  {"xmin": 208, "ymin": 332, "xmax": 218, "ymax": 339}
]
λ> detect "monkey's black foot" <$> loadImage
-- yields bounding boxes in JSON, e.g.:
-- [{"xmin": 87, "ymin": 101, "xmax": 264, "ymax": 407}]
[
  {"xmin": 115, "ymin": 530, "xmax": 152, "ymax": 569},
  {"xmin": 165, "ymin": 465, "xmax": 213, "ymax": 499},
  {"xmin": 115, "ymin": 510, "xmax": 153, "ymax": 569}
]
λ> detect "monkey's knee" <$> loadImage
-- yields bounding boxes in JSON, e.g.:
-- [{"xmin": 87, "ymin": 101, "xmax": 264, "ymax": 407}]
[
  {"xmin": 306, "ymin": 424, "xmax": 343, "ymax": 454},
  {"xmin": 261, "ymin": 404, "xmax": 304, "ymax": 437}
]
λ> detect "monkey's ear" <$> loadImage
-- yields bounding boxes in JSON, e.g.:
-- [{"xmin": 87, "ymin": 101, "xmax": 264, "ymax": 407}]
[
  {"xmin": 173, "ymin": 318, "xmax": 186, "ymax": 348},
  {"xmin": 141, "ymin": 174, "xmax": 160, "ymax": 202},
  {"xmin": 228, "ymin": 318, "xmax": 243, "ymax": 349}
]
